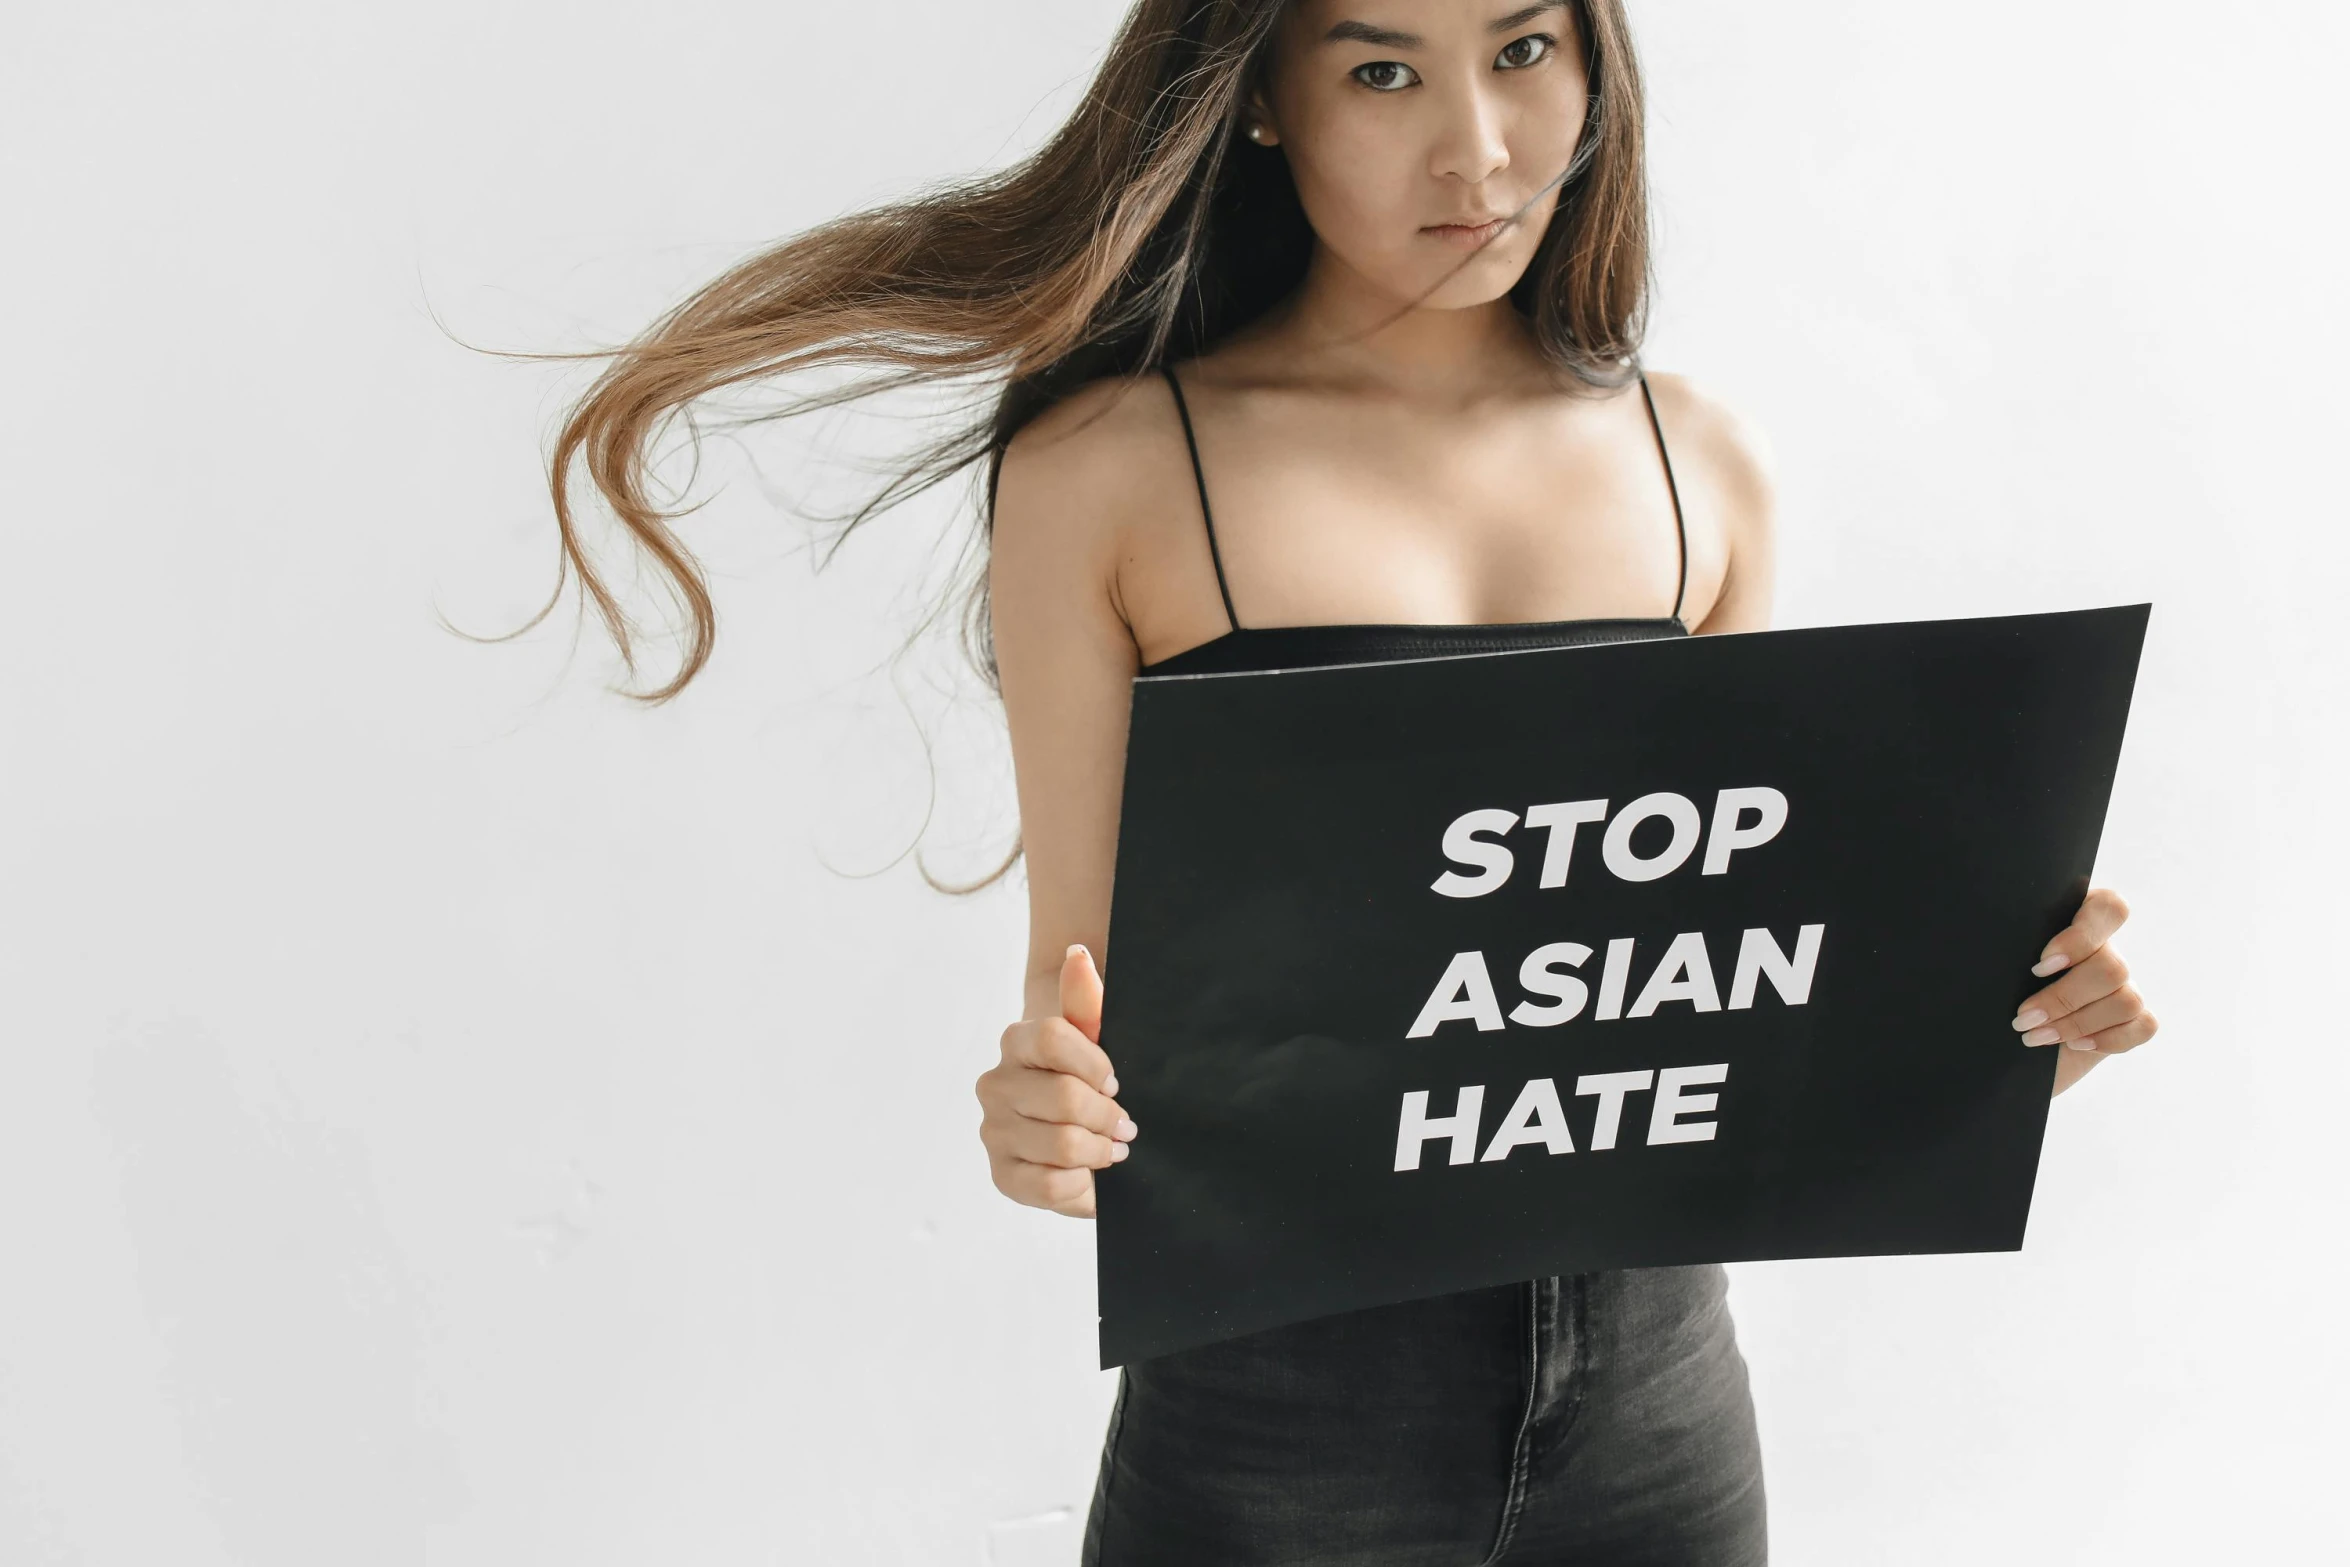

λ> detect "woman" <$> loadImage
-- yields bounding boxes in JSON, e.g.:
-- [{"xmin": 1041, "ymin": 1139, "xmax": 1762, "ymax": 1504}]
[{"xmin": 535, "ymin": 1, "xmax": 2159, "ymax": 1560}]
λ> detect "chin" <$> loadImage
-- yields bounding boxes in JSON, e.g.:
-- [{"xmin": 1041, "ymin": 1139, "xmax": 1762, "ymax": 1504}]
[{"xmin": 1412, "ymin": 258, "xmax": 1534, "ymax": 312}]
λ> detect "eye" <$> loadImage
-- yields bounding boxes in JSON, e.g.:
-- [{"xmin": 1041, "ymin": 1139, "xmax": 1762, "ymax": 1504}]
[
  {"xmin": 1350, "ymin": 59, "xmax": 1421, "ymax": 92},
  {"xmin": 1495, "ymin": 33, "xmax": 1556, "ymax": 70}
]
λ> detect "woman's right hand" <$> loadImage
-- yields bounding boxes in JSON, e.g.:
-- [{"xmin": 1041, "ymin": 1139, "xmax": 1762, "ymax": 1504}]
[{"xmin": 975, "ymin": 943, "xmax": 1137, "ymax": 1219}]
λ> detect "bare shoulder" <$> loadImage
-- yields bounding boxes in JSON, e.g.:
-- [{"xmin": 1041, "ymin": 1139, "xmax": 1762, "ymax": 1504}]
[
  {"xmin": 1636, "ymin": 370, "xmax": 1780, "ymax": 631},
  {"xmin": 991, "ymin": 371, "xmax": 1195, "ymax": 654},
  {"xmin": 1638, "ymin": 370, "xmax": 1778, "ymax": 523},
  {"xmin": 995, "ymin": 372, "xmax": 1185, "ymax": 546}
]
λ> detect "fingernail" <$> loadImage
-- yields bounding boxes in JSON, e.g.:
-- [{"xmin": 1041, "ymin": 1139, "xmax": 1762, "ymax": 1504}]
[
  {"xmin": 1103, "ymin": 1073, "xmax": 1119, "ymax": 1097},
  {"xmin": 2023, "ymin": 1026, "xmax": 2060, "ymax": 1047},
  {"xmin": 2012, "ymin": 1009, "xmax": 2048, "ymax": 1031},
  {"xmin": 1110, "ymin": 1141, "xmax": 1130, "ymax": 1161},
  {"xmin": 2065, "ymin": 1039, "xmax": 2099, "ymax": 1053},
  {"xmin": 1115, "ymin": 1117, "xmax": 1138, "ymax": 1141},
  {"xmin": 2032, "ymin": 953, "xmax": 2070, "ymax": 977}
]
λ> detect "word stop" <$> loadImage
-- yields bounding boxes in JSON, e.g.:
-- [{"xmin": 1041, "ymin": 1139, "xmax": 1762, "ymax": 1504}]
[{"xmin": 1432, "ymin": 786, "xmax": 1789, "ymax": 898}]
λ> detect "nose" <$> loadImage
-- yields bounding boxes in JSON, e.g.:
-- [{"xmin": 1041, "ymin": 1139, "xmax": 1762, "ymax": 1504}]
[{"xmin": 1428, "ymin": 81, "xmax": 1511, "ymax": 186}]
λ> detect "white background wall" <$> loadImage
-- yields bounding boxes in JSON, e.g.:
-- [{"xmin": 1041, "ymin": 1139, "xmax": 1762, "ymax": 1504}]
[{"xmin": 3, "ymin": 2, "xmax": 2343, "ymax": 1562}]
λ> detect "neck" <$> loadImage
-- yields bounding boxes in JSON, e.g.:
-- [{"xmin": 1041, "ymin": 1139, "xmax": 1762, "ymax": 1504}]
[{"xmin": 1265, "ymin": 242, "xmax": 1552, "ymax": 402}]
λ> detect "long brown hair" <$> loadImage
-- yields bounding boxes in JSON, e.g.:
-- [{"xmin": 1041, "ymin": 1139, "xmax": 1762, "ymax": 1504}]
[{"xmin": 508, "ymin": 0, "xmax": 1651, "ymax": 884}]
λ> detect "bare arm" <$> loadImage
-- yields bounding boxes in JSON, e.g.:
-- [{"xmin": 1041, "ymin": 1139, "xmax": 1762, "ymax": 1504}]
[
  {"xmin": 990, "ymin": 391, "xmax": 1146, "ymax": 1014},
  {"xmin": 973, "ymin": 380, "xmax": 1160, "ymax": 1216}
]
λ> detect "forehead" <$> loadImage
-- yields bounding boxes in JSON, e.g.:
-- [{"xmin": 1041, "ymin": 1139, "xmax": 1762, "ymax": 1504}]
[{"xmin": 1277, "ymin": 0, "xmax": 1571, "ymax": 49}]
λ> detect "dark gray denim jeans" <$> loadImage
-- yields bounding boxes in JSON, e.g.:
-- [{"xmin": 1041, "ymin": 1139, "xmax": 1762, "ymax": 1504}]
[{"xmin": 1081, "ymin": 1265, "xmax": 1766, "ymax": 1565}]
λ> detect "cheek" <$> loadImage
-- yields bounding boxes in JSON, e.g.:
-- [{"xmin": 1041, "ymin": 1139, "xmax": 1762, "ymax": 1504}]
[
  {"xmin": 1516, "ymin": 70, "xmax": 1592, "ymax": 185},
  {"xmin": 1282, "ymin": 114, "xmax": 1421, "ymax": 253}
]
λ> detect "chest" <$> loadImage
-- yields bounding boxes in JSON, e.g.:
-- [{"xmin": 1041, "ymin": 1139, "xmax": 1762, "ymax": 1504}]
[{"xmin": 1145, "ymin": 387, "xmax": 1692, "ymax": 630}]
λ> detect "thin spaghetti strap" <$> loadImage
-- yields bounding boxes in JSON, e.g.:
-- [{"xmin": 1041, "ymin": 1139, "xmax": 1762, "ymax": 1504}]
[
  {"xmin": 1638, "ymin": 373, "xmax": 1691, "ymax": 623},
  {"xmin": 1161, "ymin": 363, "xmax": 1241, "ymax": 633}
]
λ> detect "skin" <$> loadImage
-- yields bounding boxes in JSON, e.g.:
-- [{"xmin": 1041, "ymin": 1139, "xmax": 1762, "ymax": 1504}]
[{"xmin": 976, "ymin": 0, "xmax": 2157, "ymax": 1219}]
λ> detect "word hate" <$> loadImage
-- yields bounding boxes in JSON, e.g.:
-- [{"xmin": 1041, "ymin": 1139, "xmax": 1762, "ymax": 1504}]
[{"xmin": 1394, "ymin": 1066, "xmax": 1730, "ymax": 1172}]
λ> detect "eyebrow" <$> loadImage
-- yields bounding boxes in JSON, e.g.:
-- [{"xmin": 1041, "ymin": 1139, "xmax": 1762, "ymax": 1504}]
[{"xmin": 1323, "ymin": 4, "xmax": 1564, "ymax": 49}]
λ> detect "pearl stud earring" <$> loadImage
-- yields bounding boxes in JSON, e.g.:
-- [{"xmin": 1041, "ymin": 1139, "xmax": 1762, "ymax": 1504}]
[{"xmin": 1245, "ymin": 122, "xmax": 1269, "ymax": 144}]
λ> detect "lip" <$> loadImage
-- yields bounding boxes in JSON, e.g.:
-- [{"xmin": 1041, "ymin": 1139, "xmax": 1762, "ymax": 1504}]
[{"xmin": 1421, "ymin": 216, "xmax": 1512, "ymax": 249}]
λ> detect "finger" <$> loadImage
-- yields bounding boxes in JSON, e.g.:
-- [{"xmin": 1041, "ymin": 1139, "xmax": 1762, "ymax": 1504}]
[
  {"xmin": 997, "ymin": 1114, "xmax": 1129, "ymax": 1170},
  {"xmin": 976, "ymin": 1073, "xmax": 1128, "ymax": 1164},
  {"xmin": 2031, "ymin": 888, "xmax": 2131, "ymax": 976},
  {"xmin": 1060, "ymin": 943, "xmax": 1105, "ymax": 1047},
  {"xmin": 1043, "ymin": 1166, "xmax": 1098, "ymax": 1219},
  {"xmin": 2012, "ymin": 946, "xmax": 2128, "ymax": 1030},
  {"xmin": 1002, "ymin": 1014, "xmax": 1116, "ymax": 1095},
  {"xmin": 976, "ymin": 1059, "xmax": 1138, "ymax": 1148},
  {"xmin": 2014, "ymin": 986, "xmax": 2145, "ymax": 1048},
  {"xmin": 2067, "ymin": 1010, "xmax": 2159, "ymax": 1058},
  {"xmin": 996, "ymin": 1157, "xmax": 1097, "ymax": 1218},
  {"xmin": 1001, "ymin": 1065, "xmax": 1136, "ymax": 1142}
]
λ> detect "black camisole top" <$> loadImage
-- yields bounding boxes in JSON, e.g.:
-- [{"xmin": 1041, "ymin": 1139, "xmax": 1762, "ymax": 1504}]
[{"xmin": 1134, "ymin": 363, "xmax": 1692, "ymax": 680}]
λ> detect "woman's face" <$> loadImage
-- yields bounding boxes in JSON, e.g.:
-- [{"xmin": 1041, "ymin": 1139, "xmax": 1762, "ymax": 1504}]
[{"xmin": 1255, "ymin": 1, "xmax": 1591, "ymax": 311}]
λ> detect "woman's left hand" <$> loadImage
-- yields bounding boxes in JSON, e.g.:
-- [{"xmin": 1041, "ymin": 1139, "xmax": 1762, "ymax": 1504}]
[{"xmin": 2012, "ymin": 887, "xmax": 2158, "ymax": 1095}]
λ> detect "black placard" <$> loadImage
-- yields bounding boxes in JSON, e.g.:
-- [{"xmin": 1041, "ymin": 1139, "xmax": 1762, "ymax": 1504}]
[{"xmin": 1093, "ymin": 606, "xmax": 2149, "ymax": 1368}]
